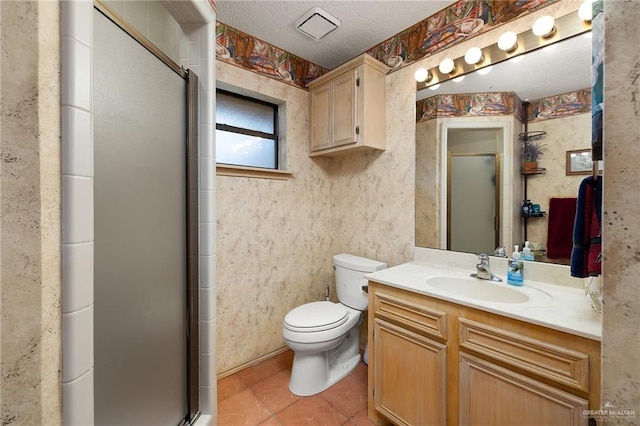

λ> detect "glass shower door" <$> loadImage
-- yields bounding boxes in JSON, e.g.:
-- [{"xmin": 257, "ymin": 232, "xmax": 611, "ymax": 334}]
[
  {"xmin": 448, "ymin": 153, "xmax": 500, "ymax": 254},
  {"xmin": 93, "ymin": 9, "xmax": 188, "ymax": 425}
]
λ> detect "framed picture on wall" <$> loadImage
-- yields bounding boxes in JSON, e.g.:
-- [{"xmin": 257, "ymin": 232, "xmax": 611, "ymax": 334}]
[{"xmin": 566, "ymin": 149, "xmax": 593, "ymax": 175}]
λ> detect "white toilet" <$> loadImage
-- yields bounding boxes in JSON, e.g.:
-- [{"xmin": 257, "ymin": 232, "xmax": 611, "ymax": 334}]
[{"xmin": 282, "ymin": 253, "xmax": 386, "ymax": 396}]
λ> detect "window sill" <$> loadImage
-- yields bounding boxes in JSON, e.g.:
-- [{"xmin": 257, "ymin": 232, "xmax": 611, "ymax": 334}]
[{"xmin": 216, "ymin": 164, "xmax": 293, "ymax": 180}]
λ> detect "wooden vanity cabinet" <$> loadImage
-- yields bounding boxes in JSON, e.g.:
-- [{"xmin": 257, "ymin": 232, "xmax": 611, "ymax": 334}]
[
  {"xmin": 367, "ymin": 281, "xmax": 601, "ymax": 426},
  {"xmin": 307, "ymin": 54, "xmax": 388, "ymax": 156}
]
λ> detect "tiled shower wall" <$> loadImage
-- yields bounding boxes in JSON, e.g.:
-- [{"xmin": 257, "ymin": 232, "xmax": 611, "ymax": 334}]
[{"xmin": 60, "ymin": 0, "xmax": 217, "ymax": 423}]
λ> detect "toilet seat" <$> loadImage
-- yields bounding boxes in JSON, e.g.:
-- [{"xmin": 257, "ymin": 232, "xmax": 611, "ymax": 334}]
[{"xmin": 284, "ymin": 301, "xmax": 348, "ymax": 332}]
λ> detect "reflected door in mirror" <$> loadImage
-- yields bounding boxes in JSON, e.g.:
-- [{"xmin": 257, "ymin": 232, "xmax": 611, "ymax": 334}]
[{"xmin": 448, "ymin": 153, "xmax": 500, "ymax": 254}]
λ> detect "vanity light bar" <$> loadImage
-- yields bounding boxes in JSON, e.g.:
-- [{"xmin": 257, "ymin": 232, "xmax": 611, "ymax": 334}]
[{"xmin": 416, "ymin": 10, "xmax": 591, "ymax": 90}]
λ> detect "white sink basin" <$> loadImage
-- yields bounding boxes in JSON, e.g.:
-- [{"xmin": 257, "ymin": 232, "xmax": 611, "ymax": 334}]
[{"xmin": 425, "ymin": 275, "xmax": 530, "ymax": 304}]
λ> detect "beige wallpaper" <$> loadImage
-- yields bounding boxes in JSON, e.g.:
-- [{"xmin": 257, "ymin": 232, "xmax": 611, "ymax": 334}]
[
  {"xmin": 215, "ymin": 59, "xmax": 417, "ymax": 374},
  {"xmin": 0, "ymin": 1, "xmax": 62, "ymax": 423},
  {"xmin": 525, "ymin": 113, "xmax": 591, "ymax": 262},
  {"xmin": 216, "ymin": 61, "xmax": 333, "ymax": 373},
  {"xmin": 328, "ymin": 66, "xmax": 417, "ymax": 267}
]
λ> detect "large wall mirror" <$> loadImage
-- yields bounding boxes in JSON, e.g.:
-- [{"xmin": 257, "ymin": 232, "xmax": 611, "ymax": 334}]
[{"xmin": 415, "ymin": 33, "xmax": 592, "ymax": 264}]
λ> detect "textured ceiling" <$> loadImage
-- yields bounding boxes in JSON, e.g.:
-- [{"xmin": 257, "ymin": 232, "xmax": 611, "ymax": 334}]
[
  {"xmin": 216, "ymin": 1, "xmax": 457, "ymax": 69},
  {"xmin": 216, "ymin": 1, "xmax": 591, "ymax": 101}
]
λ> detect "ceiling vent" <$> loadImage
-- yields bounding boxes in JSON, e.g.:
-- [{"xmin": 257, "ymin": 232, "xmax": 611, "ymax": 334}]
[{"xmin": 295, "ymin": 7, "xmax": 341, "ymax": 41}]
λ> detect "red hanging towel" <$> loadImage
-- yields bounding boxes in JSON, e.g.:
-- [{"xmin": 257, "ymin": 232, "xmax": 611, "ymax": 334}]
[{"xmin": 547, "ymin": 197, "xmax": 577, "ymax": 259}]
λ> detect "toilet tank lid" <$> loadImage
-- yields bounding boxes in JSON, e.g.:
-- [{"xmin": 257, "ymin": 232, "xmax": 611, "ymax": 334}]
[{"xmin": 333, "ymin": 253, "xmax": 387, "ymax": 272}]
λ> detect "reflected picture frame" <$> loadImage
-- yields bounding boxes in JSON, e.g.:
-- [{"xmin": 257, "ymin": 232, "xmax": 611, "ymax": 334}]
[{"xmin": 566, "ymin": 148, "xmax": 593, "ymax": 175}]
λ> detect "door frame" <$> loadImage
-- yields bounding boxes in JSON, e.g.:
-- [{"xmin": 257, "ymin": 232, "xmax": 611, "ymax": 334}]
[{"xmin": 439, "ymin": 119, "xmax": 514, "ymax": 251}]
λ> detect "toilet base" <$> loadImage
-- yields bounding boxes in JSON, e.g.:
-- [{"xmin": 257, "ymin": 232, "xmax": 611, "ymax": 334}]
[
  {"xmin": 289, "ymin": 351, "xmax": 361, "ymax": 397},
  {"xmin": 288, "ymin": 326, "xmax": 362, "ymax": 396}
]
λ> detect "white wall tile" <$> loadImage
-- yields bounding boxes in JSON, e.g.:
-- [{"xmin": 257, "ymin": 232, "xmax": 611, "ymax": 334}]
[
  {"xmin": 199, "ymin": 384, "xmax": 216, "ymax": 417},
  {"xmin": 126, "ymin": 13, "xmax": 149, "ymax": 37},
  {"xmin": 101, "ymin": 0, "xmax": 124, "ymax": 17},
  {"xmin": 199, "ymin": 156, "xmax": 215, "ymax": 190},
  {"xmin": 61, "ymin": 0, "xmax": 93, "ymax": 46},
  {"xmin": 199, "ymin": 254, "xmax": 215, "ymax": 288},
  {"xmin": 199, "ymin": 351, "xmax": 215, "ymax": 387},
  {"xmin": 199, "ymin": 222, "xmax": 215, "ymax": 257},
  {"xmin": 123, "ymin": 1, "xmax": 148, "ymax": 20},
  {"xmin": 62, "ymin": 106, "xmax": 93, "ymax": 177},
  {"xmin": 148, "ymin": 1, "xmax": 166, "ymax": 24},
  {"xmin": 189, "ymin": 41, "xmax": 200, "ymax": 65},
  {"xmin": 61, "ymin": 36, "xmax": 92, "ymax": 110},
  {"xmin": 199, "ymin": 189, "xmax": 215, "ymax": 224},
  {"xmin": 199, "ymin": 318, "xmax": 215, "ymax": 353},
  {"xmin": 199, "ymin": 89, "xmax": 212, "ymax": 125},
  {"xmin": 62, "ymin": 370, "xmax": 94, "ymax": 426},
  {"xmin": 199, "ymin": 286, "xmax": 216, "ymax": 321},
  {"xmin": 148, "ymin": 21, "xmax": 168, "ymax": 50},
  {"xmin": 199, "ymin": 124, "xmax": 214, "ymax": 158},
  {"xmin": 179, "ymin": 38, "xmax": 189, "ymax": 63},
  {"xmin": 200, "ymin": 23, "xmax": 213, "ymax": 54},
  {"xmin": 195, "ymin": 61, "xmax": 210, "ymax": 94},
  {"xmin": 62, "ymin": 306, "xmax": 94, "ymax": 382},
  {"xmin": 62, "ymin": 242, "xmax": 94, "ymax": 313},
  {"xmin": 62, "ymin": 176, "xmax": 93, "ymax": 244}
]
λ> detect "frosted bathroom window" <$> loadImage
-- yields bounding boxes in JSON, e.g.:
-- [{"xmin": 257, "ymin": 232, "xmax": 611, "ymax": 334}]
[{"xmin": 216, "ymin": 90, "xmax": 278, "ymax": 169}]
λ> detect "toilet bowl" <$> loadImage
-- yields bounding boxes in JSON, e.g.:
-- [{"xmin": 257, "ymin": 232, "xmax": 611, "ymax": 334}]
[{"xmin": 282, "ymin": 254, "xmax": 386, "ymax": 396}]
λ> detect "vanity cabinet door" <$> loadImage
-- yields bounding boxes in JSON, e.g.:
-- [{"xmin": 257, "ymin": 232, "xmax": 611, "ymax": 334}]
[
  {"xmin": 373, "ymin": 318, "xmax": 447, "ymax": 426},
  {"xmin": 459, "ymin": 352, "xmax": 589, "ymax": 426}
]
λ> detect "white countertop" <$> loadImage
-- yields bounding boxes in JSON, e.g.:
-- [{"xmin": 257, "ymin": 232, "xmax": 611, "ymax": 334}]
[{"xmin": 365, "ymin": 261, "xmax": 602, "ymax": 341}]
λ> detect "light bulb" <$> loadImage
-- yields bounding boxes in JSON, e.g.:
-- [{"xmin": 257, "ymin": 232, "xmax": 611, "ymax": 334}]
[
  {"xmin": 497, "ymin": 31, "xmax": 518, "ymax": 52},
  {"xmin": 464, "ymin": 47, "xmax": 483, "ymax": 65},
  {"xmin": 438, "ymin": 58, "xmax": 456, "ymax": 74},
  {"xmin": 579, "ymin": 0, "xmax": 593, "ymax": 21},
  {"xmin": 428, "ymin": 83, "xmax": 441, "ymax": 91},
  {"xmin": 414, "ymin": 68, "xmax": 430, "ymax": 82},
  {"xmin": 477, "ymin": 66, "xmax": 493, "ymax": 75},
  {"xmin": 452, "ymin": 75, "xmax": 465, "ymax": 83},
  {"xmin": 532, "ymin": 15, "xmax": 555, "ymax": 37}
]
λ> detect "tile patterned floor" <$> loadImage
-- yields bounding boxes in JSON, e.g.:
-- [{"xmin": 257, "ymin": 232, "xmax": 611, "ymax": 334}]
[{"xmin": 217, "ymin": 351, "xmax": 376, "ymax": 425}]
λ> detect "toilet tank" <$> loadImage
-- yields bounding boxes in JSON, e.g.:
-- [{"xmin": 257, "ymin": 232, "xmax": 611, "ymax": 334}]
[{"xmin": 333, "ymin": 254, "xmax": 386, "ymax": 310}]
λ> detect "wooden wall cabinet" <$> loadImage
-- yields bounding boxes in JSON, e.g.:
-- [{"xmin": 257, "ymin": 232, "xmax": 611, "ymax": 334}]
[
  {"xmin": 307, "ymin": 54, "xmax": 388, "ymax": 156},
  {"xmin": 367, "ymin": 281, "xmax": 601, "ymax": 426}
]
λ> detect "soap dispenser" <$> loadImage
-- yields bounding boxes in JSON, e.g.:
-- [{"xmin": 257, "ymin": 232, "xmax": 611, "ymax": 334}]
[
  {"xmin": 507, "ymin": 245, "xmax": 524, "ymax": 286},
  {"xmin": 522, "ymin": 241, "xmax": 535, "ymax": 261}
]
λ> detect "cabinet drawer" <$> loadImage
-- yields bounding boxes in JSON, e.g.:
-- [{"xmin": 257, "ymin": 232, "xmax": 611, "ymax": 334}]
[
  {"xmin": 373, "ymin": 290, "xmax": 447, "ymax": 342},
  {"xmin": 459, "ymin": 318, "xmax": 590, "ymax": 393}
]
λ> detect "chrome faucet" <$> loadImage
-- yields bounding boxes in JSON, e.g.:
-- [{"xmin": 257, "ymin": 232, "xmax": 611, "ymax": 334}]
[{"xmin": 471, "ymin": 253, "xmax": 503, "ymax": 282}]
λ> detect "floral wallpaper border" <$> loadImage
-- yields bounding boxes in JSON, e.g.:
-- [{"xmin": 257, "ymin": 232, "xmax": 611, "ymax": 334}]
[
  {"xmin": 527, "ymin": 88, "xmax": 592, "ymax": 122},
  {"xmin": 416, "ymin": 88, "xmax": 592, "ymax": 123},
  {"xmin": 215, "ymin": 0, "xmax": 558, "ymax": 90},
  {"xmin": 216, "ymin": 22, "xmax": 329, "ymax": 89},
  {"xmin": 368, "ymin": 0, "xmax": 557, "ymax": 70},
  {"xmin": 416, "ymin": 92, "xmax": 523, "ymax": 122}
]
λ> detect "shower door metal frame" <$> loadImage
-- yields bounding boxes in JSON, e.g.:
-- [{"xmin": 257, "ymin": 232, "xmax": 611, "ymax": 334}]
[
  {"xmin": 446, "ymin": 152, "xmax": 502, "ymax": 252},
  {"xmin": 94, "ymin": 2, "xmax": 200, "ymax": 423}
]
